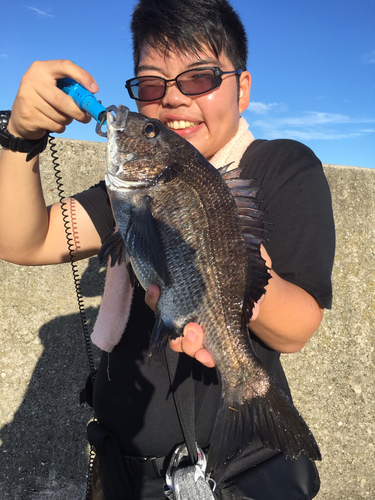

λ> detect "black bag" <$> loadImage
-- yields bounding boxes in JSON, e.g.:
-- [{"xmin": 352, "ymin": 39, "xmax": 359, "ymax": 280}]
[
  {"xmin": 165, "ymin": 349, "xmax": 320, "ymax": 500},
  {"xmin": 222, "ymin": 452, "xmax": 320, "ymax": 500}
]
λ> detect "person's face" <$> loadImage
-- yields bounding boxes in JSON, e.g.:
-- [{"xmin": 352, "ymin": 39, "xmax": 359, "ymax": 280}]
[{"xmin": 135, "ymin": 44, "xmax": 251, "ymax": 160}]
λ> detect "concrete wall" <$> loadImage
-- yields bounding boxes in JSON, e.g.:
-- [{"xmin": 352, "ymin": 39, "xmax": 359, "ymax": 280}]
[{"xmin": 0, "ymin": 139, "xmax": 374, "ymax": 499}]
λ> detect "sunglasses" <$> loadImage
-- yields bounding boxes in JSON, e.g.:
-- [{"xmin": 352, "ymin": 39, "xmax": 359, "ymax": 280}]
[{"xmin": 125, "ymin": 67, "xmax": 243, "ymax": 102}]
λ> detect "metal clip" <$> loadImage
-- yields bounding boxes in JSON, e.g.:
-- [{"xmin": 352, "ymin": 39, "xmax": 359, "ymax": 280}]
[
  {"xmin": 164, "ymin": 443, "xmax": 216, "ymax": 499},
  {"xmin": 96, "ymin": 105, "xmax": 118, "ymax": 137}
]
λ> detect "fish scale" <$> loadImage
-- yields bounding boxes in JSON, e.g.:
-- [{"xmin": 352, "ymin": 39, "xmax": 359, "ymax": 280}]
[{"xmin": 101, "ymin": 105, "xmax": 322, "ymax": 475}]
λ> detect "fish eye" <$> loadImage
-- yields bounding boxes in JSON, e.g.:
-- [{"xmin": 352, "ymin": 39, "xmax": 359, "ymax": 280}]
[{"xmin": 143, "ymin": 122, "xmax": 158, "ymax": 139}]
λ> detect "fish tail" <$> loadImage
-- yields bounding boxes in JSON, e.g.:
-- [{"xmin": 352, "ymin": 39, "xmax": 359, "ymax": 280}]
[{"xmin": 207, "ymin": 379, "xmax": 321, "ymax": 474}]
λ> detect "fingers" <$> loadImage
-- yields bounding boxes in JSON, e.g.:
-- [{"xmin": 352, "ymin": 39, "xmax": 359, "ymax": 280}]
[
  {"xmin": 145, "ymin": 285, "xmax": 215, "ymax": 368},
  {"xmin": 250, "ymin": 299, "xmax": 261, "ymax": 322},
  {"xmin": 9, "ymin": 60, "xmax": 98, "ymax": 140},
  {"xmin": 145, "ymin": 284, "xmax": 160, "ymax": 313},
  {"xmin": 170, "ymin": 323, "xmax": 216, "ymax": 368}
]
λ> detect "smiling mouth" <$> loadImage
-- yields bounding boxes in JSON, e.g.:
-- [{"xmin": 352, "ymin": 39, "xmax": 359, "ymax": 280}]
[{"xmin": 166, "ymin": 120, "xmax": 201, "ymax": 130}]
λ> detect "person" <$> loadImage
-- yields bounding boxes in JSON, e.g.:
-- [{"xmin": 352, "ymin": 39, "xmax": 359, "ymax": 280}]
[{"xmin": 0, "ymin": 0, "xmax": 335, "ymax": 498}]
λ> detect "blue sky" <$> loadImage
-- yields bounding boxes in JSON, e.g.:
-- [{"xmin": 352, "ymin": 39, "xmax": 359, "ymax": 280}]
[{"xmin": 1, "ymin": 0, "xmax": 374, "ymax": 168}]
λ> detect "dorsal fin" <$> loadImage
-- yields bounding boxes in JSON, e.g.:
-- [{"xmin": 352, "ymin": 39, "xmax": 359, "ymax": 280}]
[
  {"xmin": 217, "ymin": 161, "xmax": 235, "ymax": 175},
  {"xmin": 221, "ymin": 168, "xmax": 271, "ymax": 316}
]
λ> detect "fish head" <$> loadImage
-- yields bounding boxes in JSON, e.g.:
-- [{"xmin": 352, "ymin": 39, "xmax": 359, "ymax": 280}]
[{"xmin": 106, "ymin": 105, "xmax": 185, "ymax": 191}]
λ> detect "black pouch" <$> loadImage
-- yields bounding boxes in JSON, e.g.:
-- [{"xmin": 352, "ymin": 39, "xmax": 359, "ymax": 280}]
[
  {"xmin": 220, "ymin": 452, "xmax": 320, "ymax": 500},
  {"xmin": 87, "ymin": 420, "xmax": 133, "ymax": 500}
]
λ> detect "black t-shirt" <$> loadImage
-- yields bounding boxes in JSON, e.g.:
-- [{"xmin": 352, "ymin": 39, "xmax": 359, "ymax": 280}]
[{"xmin": 73, "ymin": 139, "xmax": 335, "ymax": 459}]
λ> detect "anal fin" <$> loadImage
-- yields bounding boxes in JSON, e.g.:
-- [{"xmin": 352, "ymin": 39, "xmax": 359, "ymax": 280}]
[{"xmin": 148, "ymin": 314, "xmax": 179, "ymax": 355}]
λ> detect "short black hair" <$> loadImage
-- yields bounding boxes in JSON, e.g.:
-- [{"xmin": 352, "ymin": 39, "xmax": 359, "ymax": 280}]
[{"xmin": 131, "ymin": 0, "xmax": 248, "ymax": 74}]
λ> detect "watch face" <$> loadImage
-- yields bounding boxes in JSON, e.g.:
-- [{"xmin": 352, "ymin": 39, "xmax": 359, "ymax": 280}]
[
  {"xmin": 0, "ymin": 111, "xmax": 11, "ymax": 129},
  {"xmin": 0, "ymin": 112, "xmax": 12, "ymax": 149},
  {"xmin": 0, "ymin": 111, "xmax": 20, "ymax": 150}
]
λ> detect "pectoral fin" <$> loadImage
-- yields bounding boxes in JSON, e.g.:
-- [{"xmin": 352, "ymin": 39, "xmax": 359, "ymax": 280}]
[
  {"xmin": 125, "ymin": 196, "xmax": 171, "ymax": 286},
  {"xmin": 98, "ymin": 231, "xmax": 128, "ymax": 266}
]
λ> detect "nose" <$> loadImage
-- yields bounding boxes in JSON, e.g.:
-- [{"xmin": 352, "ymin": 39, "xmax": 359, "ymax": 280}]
[{"xmin": 162, "ymin": 81, "xmax": 192, "ymax": 106}]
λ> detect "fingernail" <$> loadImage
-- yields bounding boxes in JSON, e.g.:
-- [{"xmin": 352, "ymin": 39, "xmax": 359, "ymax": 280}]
[
  {"xmin": 90, "ymin": 81, "xmax": 99, "ymax": 93},
  {"xmin": 185, "ymin": 326, "xmax": 197, "ymax": 341}
]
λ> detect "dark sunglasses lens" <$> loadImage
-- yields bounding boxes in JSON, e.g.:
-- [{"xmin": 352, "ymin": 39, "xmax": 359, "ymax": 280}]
[
  {"xmin": 131, "ymin": 77, "xmax": 166, "ymax": 101},
  {"xmin": 178, "ymin": 69, "xmax": 216, "ymax": 95},
  {"xmin": 127, "ymin": 69, "xmax": 218, "ymax": 101}
]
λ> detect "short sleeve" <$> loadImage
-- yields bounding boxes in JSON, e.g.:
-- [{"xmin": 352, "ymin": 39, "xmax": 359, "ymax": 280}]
[
  {"xmin": 72, "ymin": 180, "xmax": 115, "ymax": 243},
  {"xmin": 240, "ymin": 140, "xmax": 335, "ymax": 309}
]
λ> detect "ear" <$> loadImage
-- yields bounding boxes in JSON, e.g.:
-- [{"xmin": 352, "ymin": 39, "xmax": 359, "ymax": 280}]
[{"xmin": 238, "ymin": 71, "xmax": 251, "ymax": 114}]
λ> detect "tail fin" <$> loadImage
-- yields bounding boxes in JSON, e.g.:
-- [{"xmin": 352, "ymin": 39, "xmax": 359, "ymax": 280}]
[{"xmin": 207, "ymin": 380, "xmax": 321, "ymax": 474}]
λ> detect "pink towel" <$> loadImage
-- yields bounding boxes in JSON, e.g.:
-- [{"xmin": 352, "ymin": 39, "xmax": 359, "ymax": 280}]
[{"xmin": 91, "ymin": 257, "xmax": 134, "ymax": 352}]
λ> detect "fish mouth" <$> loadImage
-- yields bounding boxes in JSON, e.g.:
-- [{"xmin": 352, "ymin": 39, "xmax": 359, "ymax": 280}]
[
  {"xmin": 107, "ymin": 105, "xmax": 129, "ymax": 131},
  {"xmin": 106, "ymin": 105, "xmax": 150, "ymax": 191},
  {"xmin": 105, "ymin": 173, "xmax": 142, "ymax": 191}
]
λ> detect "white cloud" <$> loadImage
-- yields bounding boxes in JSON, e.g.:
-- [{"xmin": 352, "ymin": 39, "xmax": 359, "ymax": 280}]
[
  {"xmin": 363, "ymin": 50, "xmax": 375, "ymax": 65},
  {"xmin": 0, "ymin": 54, "xmax": 9, "ymax": 60},
  {"xmin": 247, "ymin": 101, "xmax": 282, "ymax": 115},
  {"xmin": 24, "ymin": 6, "xmax": 55, "ymax": 18},
  {"xmin": 255, "ymin": 112, "xmax": 358, "ymax": 128},
  {"xmin": 275, "ymin": 130, "xmax": 362, "ymax": 141},
  {"xmin": 246, "ymin": 109, "xmax": 375, "ymax": 142}
]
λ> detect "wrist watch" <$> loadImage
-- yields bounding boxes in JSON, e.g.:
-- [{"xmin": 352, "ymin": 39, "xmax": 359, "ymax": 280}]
[{"xmin": 0, "ymin": 110, "xmax": 49, "ymax": 162}]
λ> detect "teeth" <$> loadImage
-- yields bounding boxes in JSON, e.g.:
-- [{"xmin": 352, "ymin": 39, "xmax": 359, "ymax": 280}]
[
  {"xmin": 105, "ymin": 173, "xmax": 147, "ymax": 190},
  {"xmin": 166, "ymin": 120, "xmax": 199, "ymax": 130}
]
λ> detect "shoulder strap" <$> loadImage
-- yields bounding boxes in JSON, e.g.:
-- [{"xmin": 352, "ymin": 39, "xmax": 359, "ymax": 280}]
[{"xmin": 165, "ymin": 348, "xmax": 198, "ymax": 465}]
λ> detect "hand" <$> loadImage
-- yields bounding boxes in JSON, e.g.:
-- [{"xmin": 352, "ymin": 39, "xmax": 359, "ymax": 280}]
[
  {"xmin": 8, "ymin": 60, "xmax": 98, "ymax": 140},
  {"xmin": 145, "ymin": 284, "xmax": 216, "ymax": 368},
  {"xmin": 170, "ymin": 323, "xmax": 216, "ymax": 368},
  {"xmin": 145, "ymin": 285, "xmax": 263, "ymax": 368}
]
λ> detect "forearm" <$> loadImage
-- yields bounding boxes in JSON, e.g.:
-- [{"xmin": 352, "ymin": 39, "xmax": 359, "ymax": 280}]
[{"xmin": 249, "ymin": 247, "xmax": 324, "ymax": 353}]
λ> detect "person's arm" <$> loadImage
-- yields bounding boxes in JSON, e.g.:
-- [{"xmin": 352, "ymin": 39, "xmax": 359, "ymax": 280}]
[
  {"xmin": 0, "ymin": 60, "xmax": 102, "ymax": 265},
  {"xmin": 246, "ymin": 245, "xmax": 324, "ymax": 353}
]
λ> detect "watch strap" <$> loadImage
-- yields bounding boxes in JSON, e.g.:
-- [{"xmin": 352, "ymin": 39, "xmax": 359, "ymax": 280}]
[{"xmin": 0, "ymin": 110, "xmax": 49, "ymax": 161}]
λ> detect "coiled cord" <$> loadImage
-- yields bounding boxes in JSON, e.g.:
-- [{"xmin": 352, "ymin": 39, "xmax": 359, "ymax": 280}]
[
  {"xmin": 50, "ymin": 135, "xmax": 96, "ymax": 380},
  {"xmin": 49, "ymin": 136, "xmax": 97, "ymax": 499}
]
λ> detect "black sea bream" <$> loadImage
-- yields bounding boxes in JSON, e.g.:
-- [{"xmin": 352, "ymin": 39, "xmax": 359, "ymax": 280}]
[{"xmin": 101, "ymin": 105, "xmax": 321, "ymax": 472}]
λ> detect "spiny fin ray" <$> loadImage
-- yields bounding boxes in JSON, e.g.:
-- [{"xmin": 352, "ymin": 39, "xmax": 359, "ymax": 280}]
[
  {"xmin": 98, "ymin": 231, "xmax": 128, "ymax": 266},
  {"xmin": 219, "ymin": 168, "xmax": 270, "ymax": 315}
]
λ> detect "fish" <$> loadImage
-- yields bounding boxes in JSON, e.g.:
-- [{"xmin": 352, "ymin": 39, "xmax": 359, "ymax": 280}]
[{"xmin": 100, "ymin": 104, "xmax": 321, "ymax": 473}]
